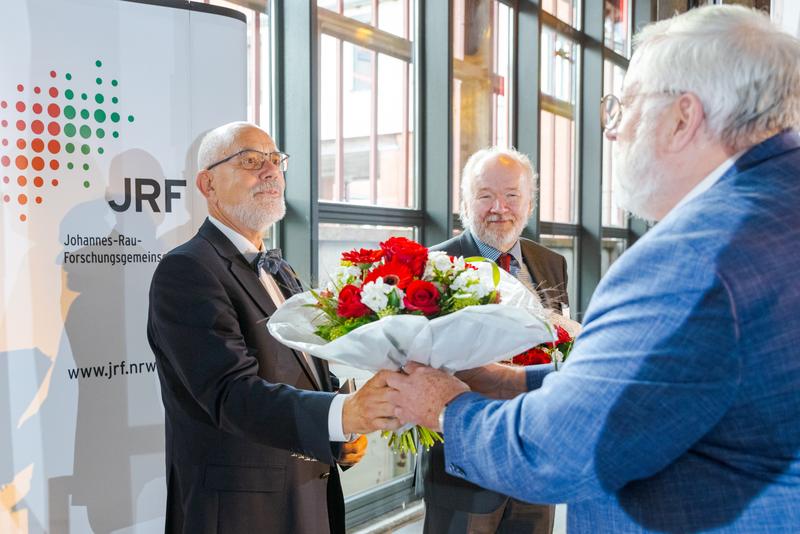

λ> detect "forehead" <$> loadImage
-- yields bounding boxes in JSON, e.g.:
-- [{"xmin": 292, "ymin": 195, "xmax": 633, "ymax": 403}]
[
  {"xmin": 474, "ymin": 156, "xmax": 526, "ymax": 188},
  {"xmin": 230, "ymin": 127, "xmax": 276, "ymax": 153}
]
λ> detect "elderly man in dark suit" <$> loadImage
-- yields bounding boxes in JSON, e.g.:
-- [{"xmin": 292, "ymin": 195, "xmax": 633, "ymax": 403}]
[
  {"xmin": 423, "ymin": 146, "xmax": 569, "ymax": 534},
  {"xmin": 147, "ymin": 122, "xmax": 399, "ymax": 534}
]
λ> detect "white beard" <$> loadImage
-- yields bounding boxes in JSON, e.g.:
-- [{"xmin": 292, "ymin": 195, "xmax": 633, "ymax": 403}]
[
  {"xmin": 612, "ymin": 107, "xmax": 670, "ymax": 222},
  {"xmin": 471, "ymin": 214, "xmax": 527, "ymax": 251},
  {"xmin": 221, "ymin": 182, "xmax": 286, "ymax": 233}
]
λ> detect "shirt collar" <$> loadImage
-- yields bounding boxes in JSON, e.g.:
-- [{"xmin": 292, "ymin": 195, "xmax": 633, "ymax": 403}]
[
  {"xmin": 472, "ymin": 233, "xmax": 523, "ymax": 265},
  {"xmin": 207, "ymin": 215, "xmax": 263, "ymax": 259},
  {"xmin": 672, "ymin": 149, "xmax": 745, "ymax": 212}
]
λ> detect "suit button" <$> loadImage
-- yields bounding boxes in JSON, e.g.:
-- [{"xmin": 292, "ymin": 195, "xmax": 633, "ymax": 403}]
[{"xmin": 319, "ymin": 472, "xmax": 330, "ymax": 479}]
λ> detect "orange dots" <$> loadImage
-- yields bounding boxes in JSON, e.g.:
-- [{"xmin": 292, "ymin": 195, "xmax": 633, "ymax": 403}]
[
  {"xmin": 49, "ymin": 160, "xmax": 59, "ymax": 170},
  {"xmin": 17, "ymin": 175, "xmax": 26, "ymax": 186},
  {"xmin": 31, "ymin": 139, "xmax": 44, "ymax": 152},
  {"xmin": 18, "ymin": 194, "xmax": 27, "ymax": 205},
  {"xmin": 33, "ymin": 176, "xmax": 43, "ymax": 187},
  {"xmin": 35, "ymin": 196, "xmax": 42, "ymax": 204},
  {"xmin": 15, "ymin": 155, "xmax": 28, "ymax": 170},
  {"xmin": 15, "ymin": 101, "xmax": 25, "ymax": 112},
  {"xmin": 19, "ymin": 214, "xmax": 27, "ymax": 222},
  {"xmin": 31, "ymin": 157, "xmax": 45, "ymax": 171},
  {"xmin": 16, "ymin": 120, "xmax": 25, "ymax": 131},
  {"xmin": 31, "ymin": 120, "xmax": 44, "ymax": 135},
  {"xmin": 32, "ymin": 103, "xmax": 43, "ymax": 114},
  {"xmin": 48, "ymin": 140, "xmax": 60, "ymax": 154},
  {"xmin": 49, "ymin": 87, "xmax": 58, "ymax": 98},
  {"xmin": 50, "ymin": 71, "xmax": 57, "ymax": 78},
  {"xmin": 47, "ymin": 104, "xmax": 60, "ymax": 118},
  {"xmin": 48, "ymin": 122, "xmax": 60, "ymax": 135},
  {"xmin": 16, "ymin": 84, "xmax": 24, "ymax": 92},
  {"xmin": 16, "ymin": 139, "xmax": 26, "ymax": 149},
  {"xmin": 34, "ymin": 87, "xmax": 41, "ymax": 94},
  {"xmin": 51, "ymin": 178, "xmax": 59, "ymax": 186}
]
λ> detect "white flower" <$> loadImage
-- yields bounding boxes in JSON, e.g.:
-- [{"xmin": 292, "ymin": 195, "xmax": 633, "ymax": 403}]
[
  {"xmin": 552, "ymin": 349, "xmax": 564, "ymax": 363},
  {"xmin": 360, "ymin": 277, "xmax": 405, "ymax": 312},
  {"xmin": 452, "ymin": 257, "xmax": 467, "ymax": 272},
  {"xmin": 430, "ymin": 251, "xmax": 453, "ymax": 272},
  {"xmin": 452, "ymin": 269, "xmax": 493, "ymax": 299},
  {"xmin": 327, "ymin": 265, "xmax": 362, "ymax": 293}
]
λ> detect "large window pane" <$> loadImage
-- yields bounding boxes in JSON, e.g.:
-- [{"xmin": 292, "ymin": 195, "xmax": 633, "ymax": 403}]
[
  {"xmin": 317, "ymin": 223, "xmax": 417, "ymax": 497},
  {"xmin": 540, "ymin": 27, "xmax": 579, "ymax": 224},
  {"xmin": 539, "ymin": 234, "xmax": 577, "ymax": 308},
  {"xmin": 318, "ymin": 4, "xmax": 415, "ymax": 208},
  {"xmin": 452, "ymin": 0, "xmax": 514, "ymax": 212},
  {"xmin": 542, "ymin": 0, "xmax": 580, "ymax": 29},
  {"xmin": 601, "ymin": 237, "xmax": 626, "ymax": 277},
  {"xmin": 602, "ymin": 60, "xmax": 627, "ymax": 227},
  {"xmin": 604, "ymin": 0, "xmax": 630, "ymax": 56}
]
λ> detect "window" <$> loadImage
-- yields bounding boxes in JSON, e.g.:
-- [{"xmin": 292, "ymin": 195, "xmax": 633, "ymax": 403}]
[
  {"xmin": 539, "ymin": 234, "xmax": 577, "ymax": 306},
  {"xmin": 601, "ymin": 60, "xmax": 626, "ymax": 228},
  {"xmin": 451, "ymin": 0, "xmax": 514, "ymax": 210},
  {"xmin": 604, "ymin": 0, "xmax": 630, "ymax": 56},
  {"xmin": 542, "ymin": 0, "xmax": 581, "ymax": 29}
]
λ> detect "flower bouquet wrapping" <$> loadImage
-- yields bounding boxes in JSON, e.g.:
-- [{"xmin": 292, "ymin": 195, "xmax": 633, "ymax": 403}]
[
  {"xmin": 506, "ymin": 313, "xmax": 581, "ymax": 370},
  {"xmin": 267, "ymin": 237, "xmax": 557, "ymax": 453}
]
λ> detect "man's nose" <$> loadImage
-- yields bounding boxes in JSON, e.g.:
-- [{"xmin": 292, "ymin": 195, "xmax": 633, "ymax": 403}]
[{"xmin": 490, "ymin": 199, "xmax": 509, "ymax": 212}]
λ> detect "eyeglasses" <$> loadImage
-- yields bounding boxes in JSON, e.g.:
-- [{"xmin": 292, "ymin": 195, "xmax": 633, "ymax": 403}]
[
  {"xmin": 206, "ymin": 149, "xmax": 290, "ymax": 172},
  {"xmin": 600, "ymin": 91, "xmax": 679, "ymax": 132}
]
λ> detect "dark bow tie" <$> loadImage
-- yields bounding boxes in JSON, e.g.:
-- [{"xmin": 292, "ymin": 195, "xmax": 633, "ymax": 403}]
[{"xmin": 252, "ymin": 248, "xmax": 284, "ymax": 275}]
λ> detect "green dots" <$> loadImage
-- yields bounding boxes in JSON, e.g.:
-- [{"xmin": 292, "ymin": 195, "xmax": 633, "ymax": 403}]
[
  {"xmin": 95, "ymin": 94, "xmax": 104, "ymax": 104},
  {"xmin": 112, "ymin": 131, "xmax": 119, "ymax": 138},
  {"xmin": 79, "ymin": 125, "xmax": 91, "ymax": 138},
  {"xmin": 80, "ymin": 109, "xmax": 90, "ymax": 120},
  {"xmin": 83, "ymin": 180, "xmax": 90, "ymax": 188},
  {"xmin": 111, "ymin": 97, "xmax": 118, "ymax": 104},
  {"xmin": 65, "ymin": 89, "xmax": 74, "ymax": 100},
  {"xmin": 64, "ymin": 105, "xmax": 76, "ymax": 119},
  {"xmin": 64, "ymin": 123, "xmax": 76, "ymax": 137},
  {"xmin": 81, "ymin": 93, "xmax": 88, "ymax": 100},
  {"xmin": 94, "ymin": 110, "xmax": 106, "ymax": 123},
  {"xmin": 96, "ymin": 77, "xmax": 102, "ymax": 85},
  {"xmin": 66, "ymin": 73, "xmax": 72, "ymax": 80},
  {"xmin": 65, "ymin": 143, "xmax": 75, "ymax": 153},
  {"xmin": 95, "ymin": 60, "xmax": 102, "ymax": 67},
  {"xmin": 98, "ymin": 147, "xmax": 104, "ymax": 155},
  {"xmin": 81, "ymin": 144, "xmax": 90, "ymax": 155},
  {"xmin": 127, "ymin": 115, "xmax": 135, "ymax": 123},
  {"xmin": 111, "ymin": 80, "xmax": 118, "ymax": 87},
  {"xmin": 83, "ymin": 164, "xmax": 89, "ymax": 171},
  {"xmin": 110, "ymin": 112, "xmax": 120, "ymax": 123},
  {"xmin": 67, "ymin": 162, "xmax": 74, "ymax": 170},
  {"xmin": 96, "ymin": 128, "xmax": 106, "ymax": 138}
]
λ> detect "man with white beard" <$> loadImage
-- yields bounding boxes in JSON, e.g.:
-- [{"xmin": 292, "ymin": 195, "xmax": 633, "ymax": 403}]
[
  {"xmin": 422, "ymin": 147, "xmax": 569, "ymax": 534},
  {"xmin": 384, "ymin": 6, "xmax": 800, "ymax": 532},
  {"xmin": 147, "ymin": 122, "xmax": 400, "ymax": 533}
]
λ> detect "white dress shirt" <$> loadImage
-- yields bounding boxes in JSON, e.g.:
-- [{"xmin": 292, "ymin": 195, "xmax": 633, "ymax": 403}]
[{"xmin": 207, "ymin": 216, "xmax": 351, "ymax": 442}]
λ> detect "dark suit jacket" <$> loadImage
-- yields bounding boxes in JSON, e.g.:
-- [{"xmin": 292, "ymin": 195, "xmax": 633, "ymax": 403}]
[
  {"xmin": 147, "ymin": 219, "xmax": 345, "ymax": 534},
  {"xmin": 423, "ymin": 230, "xmax": 569, "ymax": 514}
]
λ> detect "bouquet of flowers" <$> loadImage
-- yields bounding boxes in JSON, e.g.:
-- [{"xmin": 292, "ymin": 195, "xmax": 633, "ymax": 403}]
[
  {"xmin": 507, "ymin": 319, "xmax": 577, "ymax": 370},
  {"xmin": 267, "ymin": 237, "xmax": 557, "ymax": 453}
]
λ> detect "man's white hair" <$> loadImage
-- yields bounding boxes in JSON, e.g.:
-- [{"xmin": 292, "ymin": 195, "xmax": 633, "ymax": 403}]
[
  {"xmin": 459, "ymin": 146, "xmax": 537, "ymax": 232},
  {"xmin": 197, "ymin": 121, "xmax": 259, "ymax": 170},
  {"xmin": 631, "ymin": 5, "xmax": 800, "ymax": 151}
]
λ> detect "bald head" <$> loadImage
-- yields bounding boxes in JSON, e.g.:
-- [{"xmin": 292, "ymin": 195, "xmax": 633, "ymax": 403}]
[{"xmin": 197, "ymin": 121, "xmax": 273, "ymax": 171}]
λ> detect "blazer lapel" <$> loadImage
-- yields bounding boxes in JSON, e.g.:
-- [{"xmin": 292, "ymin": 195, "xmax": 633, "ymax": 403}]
[
  {"xmin": 519, "ymin": 241, "xmax": 563, "ymax": 311},
  {"xmin": 460, "ymin": 231, "xmax": 482, "ymax": 257}
]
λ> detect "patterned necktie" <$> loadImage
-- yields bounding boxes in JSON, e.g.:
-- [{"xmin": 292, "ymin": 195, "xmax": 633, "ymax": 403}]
[
  {"xmin": 498, "ymin": 253, "xmax": 512, "ymax": 273},
  {"xmin": 252, "ymin": 248, "xmax": 302, "ymax": 295}
]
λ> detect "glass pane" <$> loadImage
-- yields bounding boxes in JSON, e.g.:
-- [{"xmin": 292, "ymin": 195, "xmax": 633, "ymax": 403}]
[
  {"xmin": 604, "ymin": 0, "xmax": 630, "ymax": 55},
  {"xmin": 318, "ymin": 0, "xmax": 339, "ymax": 9},
  {"xmin": 344, "ymin": 0, "xmax": 372, "ymax": 22},
  {"xmin": 539, "ymin": 234, "xmax": 577, "ymax": 307},
  {"xmin": 378, "ymin": 0, "xmax": 412, "ymax": 39},
  {"xmin": 377, "ymin": 54, "xmax": 414, "ymax": 207},
  {"xmin": 542, "ymin": 0, "xmax": 580, "ymax": 29},
  {"xmin": 452, "ymin": 0, "xmax": 515, "ymax": 213},
  {"xmin": 540, "ymin": 27, "xmax": 578, "ymax": 224},
  {"xmin": 601, "ymin": 237, "xmax": 626, "ymax": 277},
  {"xmin": 602, "ymin": 61, "xmax": 627, "ymax": 227},
  {"xmin": 318, "ymin": 223, "xmax": 418, "ymax": 497}
]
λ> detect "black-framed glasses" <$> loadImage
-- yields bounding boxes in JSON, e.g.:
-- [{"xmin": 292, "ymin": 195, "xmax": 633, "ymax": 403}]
[{"xmin": 206, "ymin": 149, "xmax": 290, "ymax": 172}]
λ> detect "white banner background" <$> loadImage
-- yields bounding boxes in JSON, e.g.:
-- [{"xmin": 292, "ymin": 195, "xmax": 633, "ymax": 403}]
[{"xmin": 0, "ymin": 1, "xmax": 246, "ymax": 532}]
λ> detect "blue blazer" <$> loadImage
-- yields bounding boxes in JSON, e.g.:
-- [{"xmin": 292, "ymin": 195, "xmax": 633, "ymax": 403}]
[{"xmin": 441, "ymin": 131, "xmax": 800, "ymax": 533}]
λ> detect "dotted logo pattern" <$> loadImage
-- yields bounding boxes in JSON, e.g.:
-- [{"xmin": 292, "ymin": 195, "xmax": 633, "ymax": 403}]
[{"xmin": 0, "ymin": 60, "xmax": 136, "ymax": 222}]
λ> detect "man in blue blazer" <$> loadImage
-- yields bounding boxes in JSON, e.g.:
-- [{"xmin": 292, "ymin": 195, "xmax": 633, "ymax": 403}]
[{"xmin": 386, "ymin": 6, "xmax": 800, "ymax": 532}]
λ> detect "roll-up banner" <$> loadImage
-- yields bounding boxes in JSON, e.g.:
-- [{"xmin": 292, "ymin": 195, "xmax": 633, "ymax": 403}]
[{"xmin": 0, "ymin": 1, "xmax": 247, "ymax": 531}]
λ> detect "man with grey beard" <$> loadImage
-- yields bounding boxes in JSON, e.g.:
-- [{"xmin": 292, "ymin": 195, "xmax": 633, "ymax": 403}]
[
  {"xmin": 385, "ymin": 5, "xmax": 800, "ymax": 533},
  {"xmin": 147, "ymin": 122, "xmax": 400, "ymax": 534},
  {"xmin": 422, "ymin": 147, "xmax": 569, "ymax": 534}
]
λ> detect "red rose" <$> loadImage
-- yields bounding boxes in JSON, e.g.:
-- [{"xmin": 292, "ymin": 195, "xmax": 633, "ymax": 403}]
[
  {"xmin": 337, "ymin": 284, "xmax": 371, "ymax": 318},
  {"xmin": 555, "ymin": 325, "xmax": 572, "ymax": 344},
  {"xmin": 380, "ymin": 237, "xmax": 428, "ymax": 277},
  {"xmin": 403, "ymin": 279, "xmax": 441, "ymax": 315},
  {"xmin": 511, "ymin": 347, "xmax": 552, "ymax": 366},
  {"xmin": 341, "ymin": 248, "xmax": 384, "ymax": 264},
  {"xmin": 363, "ymin": 261, "xmax": 414, "ymax": 289}
]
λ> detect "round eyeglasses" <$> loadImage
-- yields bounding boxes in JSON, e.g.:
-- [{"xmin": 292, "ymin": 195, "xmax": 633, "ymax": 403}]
[
  {"xmin": 206, "ymin": 149, "xmax": 290, "ymax": 172},
  {"xmin": 600, "ymin": 94, "xmax": 623, "ymax": 132}
]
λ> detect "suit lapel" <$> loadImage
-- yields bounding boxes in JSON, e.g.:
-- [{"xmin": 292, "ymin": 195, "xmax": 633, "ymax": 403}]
[
  {"xmin": 519, "ymin": 240, "xmax": 561, "ymax": 311},
  {"xmin": 460, "ymin": 231, "xmax": 482, "ymax": 257}
]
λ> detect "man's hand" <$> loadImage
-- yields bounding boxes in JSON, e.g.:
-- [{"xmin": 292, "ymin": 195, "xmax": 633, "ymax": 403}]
[
  {"xmin": 455, "ymin": 363, "xmax": 527, "ymax": 399},
  {"xmin": 338, "ymin": 434, "xmax": 367, "ymax": 466},
  {"xmin": 385, "ymin": 362, "xmax": 470, "ymax": 431},
  {"xmin": 342, "ymin": 370, "xmax": 401, "ymax": 435}
]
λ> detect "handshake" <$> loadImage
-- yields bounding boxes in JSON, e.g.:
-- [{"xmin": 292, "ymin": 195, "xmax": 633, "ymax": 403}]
[{"xmin": 340, "ymin": 362, "xmax": 529, "ymax": 435}]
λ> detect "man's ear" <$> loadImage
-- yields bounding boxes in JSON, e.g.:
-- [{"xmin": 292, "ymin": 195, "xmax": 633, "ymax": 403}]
[
  {"xmin": 196, "ymin": 170, "xmax": 213, "ymax": 200},
  {"xmin": 666, "ymin": 92, "xmax": 705, "ymax": 153}
]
